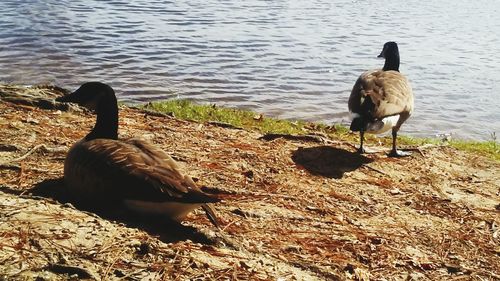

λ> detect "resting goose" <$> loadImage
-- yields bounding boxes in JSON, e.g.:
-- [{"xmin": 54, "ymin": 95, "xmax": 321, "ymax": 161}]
[
  {"xmin": 56, "ymin": 82, "xmax": 220, "ymax": 227},
  {"xmin": 348, "ymin": 41, "xmax": 414, "ymax": 157}
]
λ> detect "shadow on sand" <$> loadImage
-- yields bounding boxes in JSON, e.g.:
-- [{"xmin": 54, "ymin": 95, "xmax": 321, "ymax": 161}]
[
  {"xmin": 30, "ymin": 178, "xmax": 222, "ymax": 245},
  {"xmin": 292, "ymin": 146, "xmax": 372, "ymax": 179}
]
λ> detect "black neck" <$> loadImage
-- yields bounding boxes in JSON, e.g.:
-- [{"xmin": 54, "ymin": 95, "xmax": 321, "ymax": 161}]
[
  {"xmin": 383, "ymin": 53, "xmax": 400, "ymax": 71},
  {"xmin": 85, "ymin": 94, "xmax": 119, "ymax": 141}
]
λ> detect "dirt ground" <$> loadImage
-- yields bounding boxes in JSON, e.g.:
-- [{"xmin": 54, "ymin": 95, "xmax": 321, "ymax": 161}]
[{"xmin": 0, "ymin": 84, "xmax": 499, "ymax": 280}]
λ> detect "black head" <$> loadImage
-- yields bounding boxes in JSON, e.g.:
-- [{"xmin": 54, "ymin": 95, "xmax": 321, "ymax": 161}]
[
  {"xmin": 57, "ymin": 82, "xmax": 119, "ymax": 140},
  {"xmin": 56, "ymin": 82, "xmax": 115, "ymax": 111},
  {"xmin": 377, "ymin": 41, "xmax": 399, "ymax": 58}
]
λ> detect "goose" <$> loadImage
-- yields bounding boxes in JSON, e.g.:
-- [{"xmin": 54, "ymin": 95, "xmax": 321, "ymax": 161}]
[
  {"xmin": 348, "ymin": 41, "xmax": 414, "ymax": 157},
  {"xmin": 56, "ymin": 82, "xmax": 221, "ymax": 227}
]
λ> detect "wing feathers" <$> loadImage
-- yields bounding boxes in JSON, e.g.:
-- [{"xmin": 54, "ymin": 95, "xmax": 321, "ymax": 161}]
[
  {"xmin": 349, "ymin": 69, "xmax": 414, "ymax": 119},
  {"xmin": 68, "ymin": 138, "xmax": 219, "ymax": 204}
]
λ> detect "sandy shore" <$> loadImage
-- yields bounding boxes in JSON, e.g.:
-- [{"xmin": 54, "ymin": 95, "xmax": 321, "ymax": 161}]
[{"xmin": 1, "ymin": 84, "xmax": 499, "ymax": 280}]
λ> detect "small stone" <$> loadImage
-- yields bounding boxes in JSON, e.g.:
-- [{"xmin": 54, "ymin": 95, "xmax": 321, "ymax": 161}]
[{"xmin": 389, "ymin": 188, "xmax": 402, "ymax": 195}]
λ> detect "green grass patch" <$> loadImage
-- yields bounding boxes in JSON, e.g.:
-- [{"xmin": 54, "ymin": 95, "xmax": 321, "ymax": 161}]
[
  {"xmin": 396, "ymin": 135, "xmax": 499, "ymax": 161},
  {"xmin": 142, "ymin": 99, "xmax": 499, "ymax": 161},
  {"xmin": 145, "ymin": 99, "xmax": 319, "ymax": 135},
  {"xmin": 449, "ymin": 140, "xmax": 499, "ymax": 161}
]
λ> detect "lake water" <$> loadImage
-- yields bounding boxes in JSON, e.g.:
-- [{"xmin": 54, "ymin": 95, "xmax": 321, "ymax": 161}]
[{"xmin": 1, "ymin": 0, "xmax": 499, "ymax": 140}]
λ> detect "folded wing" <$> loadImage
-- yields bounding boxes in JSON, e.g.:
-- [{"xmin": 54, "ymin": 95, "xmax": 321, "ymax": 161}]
[
  {"xmin": 65, "ymin": 138, "xmax": 219, "ymax": 204},
  {"xmin": 349, "ymin": 70, "xmax": 414, "ymax": 119}
]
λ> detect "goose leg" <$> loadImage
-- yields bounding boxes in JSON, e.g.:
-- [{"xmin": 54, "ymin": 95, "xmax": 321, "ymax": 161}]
[
  {"xmin": 358, "ymin": 130, "xmax": 366, "ymax": 154},
  {"xmin": 388, "ymin": 128, "xmax": 411, "ymax": 157}
]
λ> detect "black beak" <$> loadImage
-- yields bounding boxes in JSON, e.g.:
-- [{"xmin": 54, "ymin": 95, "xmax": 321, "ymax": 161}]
[{"xmin": 377, "ymin": 52, "xmax": 384, "ymax": 58}]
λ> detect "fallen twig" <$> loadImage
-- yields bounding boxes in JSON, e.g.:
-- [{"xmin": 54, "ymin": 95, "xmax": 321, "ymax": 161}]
[
  {"xmin": 103, "ymin": 248, "xmax": 129, "ymax": 280},
  {"xmin": 207, "ymin": 121, "xmax": 243, "ymax": 130},
  {"xmin": 361, "ymin": 164, "xmax": 388, "ymax": 176},
  {"xmin": 8, "ymin": 144, "xmax": 47, "ymax": 163},
  {"xmin": 0, "ymin": 144, "xmax": 66, "ymax": 165},
  {"xmin": 259, "ymin": 133, "xmax": 329, "ymax": 143}
]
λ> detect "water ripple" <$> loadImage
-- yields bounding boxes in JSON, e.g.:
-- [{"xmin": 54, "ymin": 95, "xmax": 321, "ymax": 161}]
[{"xmin": 0, "ymin": 0, "xmax": 499, "ymax": 140}]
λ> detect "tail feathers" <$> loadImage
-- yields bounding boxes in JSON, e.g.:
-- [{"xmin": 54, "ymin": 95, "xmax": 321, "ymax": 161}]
[
  {"xmin": 351, "ymin": 116, "xmax": 395, "ymax": 134},
  {"xmin": 350, "ymin": 117, "xmax": 366, "ymax": 132},
  {"xmin": 202, "ymin": 203, "xmax": 221, "ymax": 229}
]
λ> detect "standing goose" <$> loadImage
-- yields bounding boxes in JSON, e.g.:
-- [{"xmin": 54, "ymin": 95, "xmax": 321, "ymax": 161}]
[
  {"xmin": 348, "ymin": 41, "xmax": 414, "ymax": 157},
  {"xmin": 56, "ymin": 82, "xmax": 220, "ymax": 227}
]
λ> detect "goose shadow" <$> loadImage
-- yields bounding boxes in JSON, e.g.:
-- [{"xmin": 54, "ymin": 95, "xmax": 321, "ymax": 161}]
[
  {"xmin": 30, "ymin": 178, "xmax": 219, "ymax": 245},
  {"xmin": 292, "ymin": 146, "xmax": 373, "ymax": 178}
]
